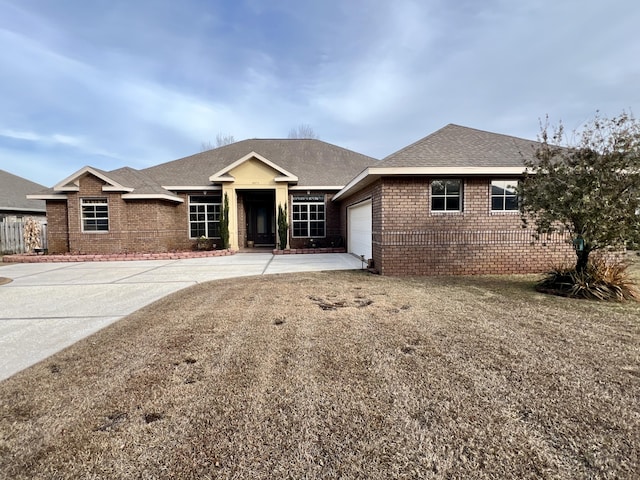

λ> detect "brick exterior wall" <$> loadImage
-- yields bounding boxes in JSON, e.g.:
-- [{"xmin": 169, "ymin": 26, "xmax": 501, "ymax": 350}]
[
  {"xmin": 44, "ymin": 172, "xmax": 573, "ymax": 276},
  {"xmin": 47, "ymin": 174, "xmax": 198, "ymax": 254},
  {"xmin": 288, "ymin": 191, "xmax": 340, "ymax": 249},
  {"xmin": 339, "ymin": 180, "xmax": 383, "ymax": 263},
  {"xmin": 339, "ymin": 176, "xmax": 574, "ymax": 276},
  {"xmin": 46, "ymin": 175, "xmax": 342, "ymax": 254},
  {"xmin": 237, "ymin": 193, "xmax": 247, "ymax": 248},
  {"xmin": 45, "ymin": 200, "xmax": 69, "ymax": 254}
]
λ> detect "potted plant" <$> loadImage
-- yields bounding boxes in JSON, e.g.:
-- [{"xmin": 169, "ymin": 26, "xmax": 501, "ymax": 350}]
[{"xmin": 196, "ymin": 235, "xmax": 209, "ymax": 250}]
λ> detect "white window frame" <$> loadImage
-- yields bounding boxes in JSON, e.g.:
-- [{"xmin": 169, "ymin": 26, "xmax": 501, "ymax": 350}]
[
  {"xmin": 189, "ymin": 195, "xmax": 221, "ymax": 239},
  {"xmin": 81, "ymin": 198, "xmax": 109, "ymax": 232},
  {"xmin": 431, "ymin": 179, "xmax": 462, "ymax": 212},
  {"xmin": 292, "ymin": 201, "xmax": 326, "ymax": 238},
  {"xmin": 490, "ymin": 180, "xmax": 519, "ymax": 212}
]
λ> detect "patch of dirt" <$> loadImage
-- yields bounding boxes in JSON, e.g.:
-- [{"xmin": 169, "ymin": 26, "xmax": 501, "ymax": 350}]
[
  {"xmin": 94, "ymin": 412, "xmax": 128, "ymax": 432},
  {"xmin": 0, "ymin": 277, "xmax": 12, "ymax": 285}
]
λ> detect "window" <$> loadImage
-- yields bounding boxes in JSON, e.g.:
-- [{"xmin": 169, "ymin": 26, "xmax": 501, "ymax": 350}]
[
  {"xmin": 431, "ymin": 179, "xmax": 462, "ymax": 211},
  {"xmin": 189, "ymin": 195, "xmax": 221, "ymax": 238},
  {"xmin": 491, "ymin": 180, "xmax": 519, "ymax": 211},
  {"xmin": 292, "ymin": 196, "xmax": 325, "ymax": 237},
  {"xmin": 81, "ymin": 198, "xmax": 109, "ymax": 231}
]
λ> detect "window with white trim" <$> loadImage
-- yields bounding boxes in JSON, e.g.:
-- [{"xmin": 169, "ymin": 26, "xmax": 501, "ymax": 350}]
[
  {"xmin": 491, "ymin": 180, "xmax": 519, "ymax": 211},
  {"xmin": 431, "ymin": 179, "xmax": 462, "ymax": 211},
  {"xmin": 189, "ymin": 195, "xmax": 221, "ymax": 238},
  {"xmin": 292, "ymin": 196, "xmax": 325, "ymax": 237},
  {"xmin": 81, "ymin": 198, "xmax": 109, "ymax": 232}
]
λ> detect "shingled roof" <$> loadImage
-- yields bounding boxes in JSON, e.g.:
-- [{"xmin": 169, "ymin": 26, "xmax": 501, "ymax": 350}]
[
  {"xmin": 334, "ymin": 124, "xmax": 540, "ymax": 201},
  {"xmin": 378, "ymin": 124, "xmax": 539, "ymax": 168},
  {"xmin": 143, "ymin": 139, "xmax": 377, "ymax": 187},
  {"xmin": 106, "ymin": 167, "xmax": 182, "ymax": 201},
  {"xmin": 0, "ymin": 169, "xmax": 46, "ymax": 214},
  {"xmin": 28, "ymin": 139, "xmax": 378, "ymax": 202}
]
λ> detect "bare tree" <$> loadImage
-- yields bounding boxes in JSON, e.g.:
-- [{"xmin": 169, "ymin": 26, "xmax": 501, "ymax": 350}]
[
  {"xmin": 287, "ymin": 124, "xmax": 319, "ymax": 139},
  {"xmin": 216, "ymin": 133, "xmax": 235, "ymax": 146},
  {"xmin": 519, "ymin": 111, "xmax": 640, "ymax": 272},
  {"xmin": 200, "ymin": 141, "xmax": 214, "ymax": 152},
  {"xmin": 201, "ymin": 133, "xmax": 236, "ymax": 151}
]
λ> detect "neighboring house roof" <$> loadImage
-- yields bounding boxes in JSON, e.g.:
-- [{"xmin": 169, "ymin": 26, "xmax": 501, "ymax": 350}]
[
  {"xmin": 334, "ymin": 124, "xmax": 539, "ymax": 201},
  {"xmin": 143, "ymin": 139, "xmax": 378, "ymax": 188},
  {"xmin": 0, "ymin": 169, "xmax": 46, "ymax": 214}
]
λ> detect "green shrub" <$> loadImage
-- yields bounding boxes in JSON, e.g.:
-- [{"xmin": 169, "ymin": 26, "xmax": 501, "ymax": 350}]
[
  {"xmin": 537, "ymin": 255, "xmax": 639, "ymax": 301},
  {"xmin": 277, "ymin": 203, "xmax": 288, "ymax": 250},
  {"xmin": 219, "ymin": 193, "xmax": 230, "ymax": 249}
]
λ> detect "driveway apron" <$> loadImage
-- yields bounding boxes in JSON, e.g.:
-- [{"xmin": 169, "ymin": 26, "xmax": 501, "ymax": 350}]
[{"xmin": 0, "ymin": 253, "xmax": 362, "ymax": 381}]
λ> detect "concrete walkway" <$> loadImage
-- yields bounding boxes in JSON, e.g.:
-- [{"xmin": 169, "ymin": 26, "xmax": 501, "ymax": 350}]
[{"xmin": 0, "ymin": 253, "xmax": 363, "ymax": 381}]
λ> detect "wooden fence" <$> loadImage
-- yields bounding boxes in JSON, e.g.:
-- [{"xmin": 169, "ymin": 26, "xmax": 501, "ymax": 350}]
[{"xmin": 0, "ymin": 220, "xmax": 48, "ymax": 254}]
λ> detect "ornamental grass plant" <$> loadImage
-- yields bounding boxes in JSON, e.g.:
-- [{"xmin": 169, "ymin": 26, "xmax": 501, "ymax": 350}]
[{"xmin": 537, "ymin": 254, "xmax": 640, "ymax": 301}]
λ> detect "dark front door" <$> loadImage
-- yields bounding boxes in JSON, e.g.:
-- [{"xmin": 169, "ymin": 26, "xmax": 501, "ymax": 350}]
[{"xmin": 245, "ymin": 191, "xmax": 276, "ymax": 246}]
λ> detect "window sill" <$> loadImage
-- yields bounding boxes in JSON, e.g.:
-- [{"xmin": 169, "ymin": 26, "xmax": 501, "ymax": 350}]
[{"xmin": 430, "ymin": 211, "xmax": 463, "ymax": 215}]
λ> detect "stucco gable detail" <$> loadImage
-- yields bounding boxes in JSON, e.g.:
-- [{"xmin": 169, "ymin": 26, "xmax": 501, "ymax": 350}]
[{"xmin": 209, "ymin": 152, "xmax": 298, "ymax": 184}]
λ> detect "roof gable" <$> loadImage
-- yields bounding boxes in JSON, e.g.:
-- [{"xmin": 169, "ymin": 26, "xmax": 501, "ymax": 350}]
[
  {"xmin": 32, "ymin": 166, "xmax": 182, "ymax": 203},
  {"xmin": 53, "ymin": 166, "xmax": 134, "ymax": 193},
  {"xmin": 209, "ymin": 152, "xmax": 298, "ymax": 183}
]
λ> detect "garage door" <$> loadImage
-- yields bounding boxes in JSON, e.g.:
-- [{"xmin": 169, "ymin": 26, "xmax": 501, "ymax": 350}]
[{"xmin": 347, "ymin": 199, "xmax": 372, "ymax": 260}]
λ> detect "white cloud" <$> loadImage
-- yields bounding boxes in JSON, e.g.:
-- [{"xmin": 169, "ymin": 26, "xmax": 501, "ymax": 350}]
[{"xmin": 0, "ymin": 0, "xmax": 639, "ymax": 185}]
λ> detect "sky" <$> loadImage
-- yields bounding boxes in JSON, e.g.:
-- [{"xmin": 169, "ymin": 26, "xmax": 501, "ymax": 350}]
[{"xmin": 0, "ymin": 0, "xmax": 639, "ymax": 187}]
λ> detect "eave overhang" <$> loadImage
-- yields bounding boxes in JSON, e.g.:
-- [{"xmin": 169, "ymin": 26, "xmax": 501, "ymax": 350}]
[
  {"xmin": 289, "ymin": 186, "xmax": 344, "ymax": 191},
  {"xmin": 332, "ymin": 166, "xmax": 528, "ymax": 201},
  {"xmin": 162, "ymin": 185, "xmax": 222, "ymax": 191},
  {"xmin": 26, "ymin": 194, "xmax": 69, "ymax": 201},
  {"xmin": 121, "ymin": 193, "xmax": 184, "ymax": 203}
]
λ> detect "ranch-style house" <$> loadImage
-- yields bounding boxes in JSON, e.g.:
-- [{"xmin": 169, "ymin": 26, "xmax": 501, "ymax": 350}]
[{"xmin": 29, "ymin": 124, "xmax": 573, "ymax": 275}]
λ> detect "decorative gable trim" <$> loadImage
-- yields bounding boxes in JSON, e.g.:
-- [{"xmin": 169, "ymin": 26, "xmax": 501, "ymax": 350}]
[
  {"xmin": 53, "ymin": 166, "xmax": 134, "ymax": 193},
  {"xmin": 209, "ymin": 152, "xmax": 298, "ymax": 183}
]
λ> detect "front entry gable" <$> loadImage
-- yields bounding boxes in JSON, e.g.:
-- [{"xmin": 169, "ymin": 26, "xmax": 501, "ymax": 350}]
[{"xmin": 209, "ymin": 152, "xmax": 298, "ymax": 185}]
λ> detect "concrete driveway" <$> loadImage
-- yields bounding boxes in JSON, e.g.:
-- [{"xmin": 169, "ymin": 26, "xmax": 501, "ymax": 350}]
[{"xmin": 0, "ymin": 253, "xmax": 363, "ymax": 381}]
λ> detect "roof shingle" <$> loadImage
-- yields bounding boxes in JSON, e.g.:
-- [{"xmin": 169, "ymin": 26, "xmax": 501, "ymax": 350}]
[
  {"xmin": 379, "ymin": 124, "xmax": 539, "ymax": 168},
  {"xmin": 0, "ymin": 169, "xmax": 46, "ymax": 213},
  {"xmin": 143, "ymin": 139, "xmax": 378, "ymax": 187}
]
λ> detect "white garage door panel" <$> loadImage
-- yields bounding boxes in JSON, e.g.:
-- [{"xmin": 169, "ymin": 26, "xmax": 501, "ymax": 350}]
[{"xmin": 348, "ymin": 200, "xmax": 372, "ymax": 260}]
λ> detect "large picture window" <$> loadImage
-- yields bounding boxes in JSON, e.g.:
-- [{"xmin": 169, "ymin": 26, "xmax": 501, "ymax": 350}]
[
  {"xmin": 491, "ymin": 180, "xmax": 519, "ymax": 211},
  {"xmin": 292, "ymin": 196, "xmax": 325, "ymax": 237},
  {"xmin": 431, "ymin": 179, "xmax": 462, "ymax": 211},
  {"xmin": 81, "ymin": 198, "xmax": 109, "ymax": 232},
  {"xmin": 189, "ymin": 195, "xmax": 221, "ymax": 238}
]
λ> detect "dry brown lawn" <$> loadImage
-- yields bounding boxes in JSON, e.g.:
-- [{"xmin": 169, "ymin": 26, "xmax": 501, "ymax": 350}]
[{"xmin": 1, "ymin": 269, "xmax": 639, "ymax": 479}]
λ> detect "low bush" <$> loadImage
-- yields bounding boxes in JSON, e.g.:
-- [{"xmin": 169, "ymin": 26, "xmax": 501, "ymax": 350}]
[{"xmin": 538, "ymin": 255, "xmax": 640, "ymax": 301}]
